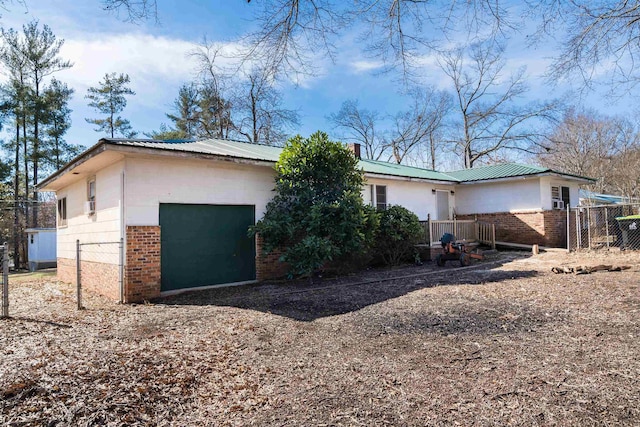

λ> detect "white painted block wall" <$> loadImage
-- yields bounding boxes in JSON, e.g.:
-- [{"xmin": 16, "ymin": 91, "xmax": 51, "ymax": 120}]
[
  {"xmin": 124, "ymin": 157, "xmax": 277, "ymax": 225},
  {"xmin": 56, "ymin": 161, "xmax": 123, "ymax": 264}
]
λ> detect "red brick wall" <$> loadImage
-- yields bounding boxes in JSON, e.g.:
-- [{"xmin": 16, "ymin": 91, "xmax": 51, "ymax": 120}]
[
  {"xmin": 543, "ymin": 210, "xmax": 569, "ymax": 248},
  {"xmin": 458, "ymin": 210, "xmax": 567, "ymax": 248},
  {"xmin": 124, "ymin": 226, "xmax": 161, "ymax": 302},
  {"xmin": 255, "ymin": 234, "xmax": 289, "ymax": 280}
]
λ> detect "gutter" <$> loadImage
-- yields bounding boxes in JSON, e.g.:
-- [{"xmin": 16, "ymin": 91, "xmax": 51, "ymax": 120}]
[
  {"xmin": 455, "ymin": 172, "xmax": 595, "ymax": 185},
  {"xmin": 363, "ymin": 172, "xmax": 459, "ymax": 185}
]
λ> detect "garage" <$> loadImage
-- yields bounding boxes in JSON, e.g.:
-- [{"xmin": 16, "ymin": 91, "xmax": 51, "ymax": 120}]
[{"xmin": 159, "ymin": 203, "xmax": 256, "ymax": 292}]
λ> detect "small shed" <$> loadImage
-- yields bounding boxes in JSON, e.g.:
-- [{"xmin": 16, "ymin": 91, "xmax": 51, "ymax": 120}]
[{"xmin": 26, "ymin": 228, "xmax": 57, "ymax": 271}]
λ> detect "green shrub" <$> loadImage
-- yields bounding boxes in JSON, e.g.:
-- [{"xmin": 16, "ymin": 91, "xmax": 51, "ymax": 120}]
[
  {"xmin": 374, "ymin": 205, "xmax": 424, "ymax": 266},
  {"xmin": 250, "ymin": 131, "xmax": 375, "ymax": 279}
]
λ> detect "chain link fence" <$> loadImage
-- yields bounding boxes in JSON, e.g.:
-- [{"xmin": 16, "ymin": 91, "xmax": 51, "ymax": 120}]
[
  {"xmin": 77, "ymin": 239, "xmax": 124, "ymax": 307},
  {"xmin": 569, "ymin": 203, "xmax": 640, "ymax": 251},
  {"xmin": 1, "ymin": 245, "xmax": 9, "ymax": 318}
]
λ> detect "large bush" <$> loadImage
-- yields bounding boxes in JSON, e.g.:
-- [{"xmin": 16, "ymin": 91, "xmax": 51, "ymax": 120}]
[
  {"xmin": 374, "ymin": 205, "xmax": 424, "ymax": 266},
  {"xmin": 251, "ymin": 131, "xmax": 376, "ymax": 278}
]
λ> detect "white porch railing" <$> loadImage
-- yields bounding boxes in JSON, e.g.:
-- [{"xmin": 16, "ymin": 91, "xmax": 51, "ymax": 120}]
[{"xmin": 419, "ymin": 216, "xmax": 496, "ymax": 248}]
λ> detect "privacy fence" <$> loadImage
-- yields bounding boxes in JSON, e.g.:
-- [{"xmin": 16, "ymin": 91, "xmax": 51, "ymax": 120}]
[{"xmin": 568, "ymin": 203, "xmax": 640, "ymax": 251}]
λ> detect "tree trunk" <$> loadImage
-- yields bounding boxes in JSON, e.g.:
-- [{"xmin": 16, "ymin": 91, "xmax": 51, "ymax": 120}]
[
  {"xmin": 32, "ymin": 76, "xmax": 40, "ymax": 228},
  {"xmin": 13, "ymin": 119, "xmax": 21, "ymax": 271}
]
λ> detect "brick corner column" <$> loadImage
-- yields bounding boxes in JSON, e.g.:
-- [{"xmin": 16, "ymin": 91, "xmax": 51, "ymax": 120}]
[
  {"xmin": 255, "ymin": 234, "xmax": 289, "ymax": 281},
  {"xmin": 124, "ymin": 225, "xmax": 161, "ymax": 303}
]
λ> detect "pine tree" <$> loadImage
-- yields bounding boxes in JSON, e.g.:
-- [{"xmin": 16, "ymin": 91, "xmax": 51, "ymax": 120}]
[
  {"xmin": 85, "ymin": 72, "xmax": 137, "ymax": 138},
  {"xmin": 42, "ymin": 78, "xmax": 78, "ymax": 170}
]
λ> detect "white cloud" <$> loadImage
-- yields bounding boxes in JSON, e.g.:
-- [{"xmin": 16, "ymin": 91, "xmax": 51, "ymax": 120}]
[
  {"xmin": 57, "ymin": 33, "xmax": 247, "ymax": 107},
  {"xmin": 349, "ymin": 60, "xmax": 385, "ymax": 74}
]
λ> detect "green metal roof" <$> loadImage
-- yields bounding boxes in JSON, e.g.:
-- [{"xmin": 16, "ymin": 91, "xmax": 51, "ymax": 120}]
[
  {"xmin": 102, "ymin": 138, "xmax": 460, "ymax": 182},
  {"xmin": 103, "ymin": 137, "xmax": 283, "ymax": 162},
  {"xmin": 359, "ymin": 159, "xmax": 458, "ymax": 182},
  {"xmin": 98, "ymin": 139, "xmax": 592, "ymax": 183},
  {"xmin": 446, "ymin": 163, "xmax": 593, "ymax": 182}
]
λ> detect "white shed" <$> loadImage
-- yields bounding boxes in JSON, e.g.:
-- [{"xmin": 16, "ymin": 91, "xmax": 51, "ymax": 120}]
[{"xmin": 26, "ymin": 228, "xmax": 57, "ymax": 271}]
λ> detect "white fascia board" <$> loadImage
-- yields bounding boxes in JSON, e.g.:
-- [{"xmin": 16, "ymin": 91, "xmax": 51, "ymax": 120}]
[
  {"xmin": 363, "ymin": 172, "xmax": 458, "ymax": 185},
  {"xmin": 456, "ymin": 173, "xmax": 593, "ymax": 186}
]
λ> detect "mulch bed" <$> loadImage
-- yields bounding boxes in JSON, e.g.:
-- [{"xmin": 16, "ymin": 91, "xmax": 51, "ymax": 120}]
[{"xmin": 1, "ymin": 250, "xmax": 639, "ymax": 426}]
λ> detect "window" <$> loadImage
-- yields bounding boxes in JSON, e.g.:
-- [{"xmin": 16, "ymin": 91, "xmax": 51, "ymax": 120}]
[
  {"xmin": 57, "ymin": 197, "xmax": 67, "ymax": 227},
  {"xmin": 86, "ymin": 178, "xmax": 96, "ymax": 214},
  {"xmin": 551, "ymin": 185, "xmax": 570, "ymax": 209},
  {"xmin": 370, "ymin": 185, "xmax": 387, "ymax": 210}
]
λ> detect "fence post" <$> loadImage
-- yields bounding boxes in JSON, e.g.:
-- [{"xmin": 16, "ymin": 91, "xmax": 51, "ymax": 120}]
[
  {"xmin": 76, "ymin": 239, "xmax": 82, "ymax": 310},
  {"xmin": 453, "ymin": 216, "xmax": 458, "ymax": 238},
  {"xmin": 491, "ymin": 224, "xmax": 496, "ymax": 249},
  {"xmin": 604, "ymin": 207, "xmax": 610, "ymax": 249},
  {"xmin": 119, "ymin": 237, "xmax": 124, "ymax": 304},
  {"xmin": 427, "ymin": 213, "xmax": 431, "ymax": 245},
  {"xmin": 566, "ymin": 205, "xmax": 570, "ymax": 252},
  {"xmin": 586, "ymin": 206, "xmax": 592, "ymax": 249},
  {"xmin": 576, "ymin": 208, "xmax": 581, "ymax": 250},
  {"xmin": 2, "ymin": 244, "xmax": 8, "ymax": 318}
]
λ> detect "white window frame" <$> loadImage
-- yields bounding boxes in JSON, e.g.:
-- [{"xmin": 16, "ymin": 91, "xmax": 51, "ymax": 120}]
[
  {"xmin": 86, "ymin": 177, "xmax": 96, "ymax": 215},
  {"xmin": 57, "ymin": 196, "xmax": 67, "ymax": 227},
  {"xmin": 551, "ymin": 184, "xmax": 570, "ymax": 210},
  {"xmin": 370, "ymin": 184, "xmax": 387, "ymax": 210}
]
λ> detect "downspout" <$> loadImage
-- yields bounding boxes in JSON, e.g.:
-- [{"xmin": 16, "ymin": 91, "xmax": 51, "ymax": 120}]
[{"xmin": 119, "ymin": 166, "xmax": 126, "ymax": 303}]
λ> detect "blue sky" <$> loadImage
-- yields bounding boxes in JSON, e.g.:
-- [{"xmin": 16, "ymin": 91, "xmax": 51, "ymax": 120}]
[{"xmin": 0, "ymin": 0, "xmax": 635, "ymax": 167}]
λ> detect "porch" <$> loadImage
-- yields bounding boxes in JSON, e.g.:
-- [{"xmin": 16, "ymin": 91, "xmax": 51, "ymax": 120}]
[{"xmin": 419, "ymin": 216, "xmax": 496, "ymax": 248}]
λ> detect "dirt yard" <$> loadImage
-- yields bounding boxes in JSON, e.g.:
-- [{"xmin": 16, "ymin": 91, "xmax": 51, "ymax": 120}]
[{"xmin": 1, "ymin": 250, "xmax": 639, "ymax": 426}]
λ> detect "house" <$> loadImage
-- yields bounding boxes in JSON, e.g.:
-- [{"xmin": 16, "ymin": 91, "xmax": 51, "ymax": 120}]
[
  {"xmin": 579, "ymin": 189, "xmax": 638, "ymax": 206},
  {"xmin": 37, "ymin": 138, "xmax": 593, "ymax": 302}
]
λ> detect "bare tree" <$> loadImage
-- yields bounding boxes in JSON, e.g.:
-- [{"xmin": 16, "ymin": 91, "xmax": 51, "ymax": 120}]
[
  {"xmin": 440, "ymin": 39, "xmax": 559, "ymax": 168},
  {"xmin": 539, "ymin": 108, "xmax": 639, "ymax": 197},
  {"xmin": 328, "ymin": 99, "xmax": 385, "ymax": 160},
  {"xmin": 529, "ymin": 0, "xmax": 640, "ymax": 92},
  {"xmin": 386, "ymin": 87, "xmax": 451, "ymax": 167},
  {"xmin": 100, "ymin": 0, "xmax": 515, "ymax": 78},
  {"xmin": 190, "ymin": 42, "xmax": 235, "ymax": 138},
  {"xmin": 232, "ymin": 66, "xmax": 299, "ymax": 145},
  {"xmin": 329, "ymin": 89, "xmax": 451, "ymax": 167},
  {"xmin": 101, "ymin": 0, "xmax": 158, "ymax": 23}
]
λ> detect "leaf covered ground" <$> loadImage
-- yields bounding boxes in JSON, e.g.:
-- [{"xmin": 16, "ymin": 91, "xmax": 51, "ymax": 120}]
[{"xmin": 1, "ymin": 250, "xmax": 639, "ymax": 426}]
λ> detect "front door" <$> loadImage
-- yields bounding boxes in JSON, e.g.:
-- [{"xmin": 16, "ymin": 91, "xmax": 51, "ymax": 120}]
[{"xmin": 436, "ymin": 190, "xmax": 449, "ymax": 220}]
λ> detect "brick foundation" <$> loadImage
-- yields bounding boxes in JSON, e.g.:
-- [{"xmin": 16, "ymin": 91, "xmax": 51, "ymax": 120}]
[
  {"xmin": 57, "ymin": 257, "xmax": 120, "ymax": 301},
  {"xmin": 255, "ymin": 234, "xmax": 289, "ymax": 280},
  {"xmin": 458, "ymin": 210, "xmax": 568, "ymax": 248},
  {"xmin": 124, "ymin": 226, "xmax": 161, "ymax": 303},
  {"xmin": 57, "ymin": 257, "xmax": 75, "ymax": 285}
]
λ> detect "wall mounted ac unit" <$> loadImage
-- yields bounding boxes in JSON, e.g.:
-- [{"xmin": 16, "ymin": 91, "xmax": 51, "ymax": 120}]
[
  {"xmin": 552, "ymin": 199, "xmax": 564, "ymax": 210},
  {"xmin": 84, "ymin": 200, "xmax": 95, "ymax": 215}
]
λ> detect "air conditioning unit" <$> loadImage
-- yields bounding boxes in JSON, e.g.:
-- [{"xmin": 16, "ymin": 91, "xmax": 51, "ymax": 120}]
[
  {"xmin": 552, "ymin": 199, "xmax": 565, "ymax": 210},
  {"xmin": 84, "ymin": 200, "xmax": 95, "ymax": 215}
]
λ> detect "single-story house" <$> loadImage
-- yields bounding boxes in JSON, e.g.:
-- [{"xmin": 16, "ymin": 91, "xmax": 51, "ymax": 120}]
[{"xmin": 37, "ymin": 138, "xmax": 594, "ymax": 302}]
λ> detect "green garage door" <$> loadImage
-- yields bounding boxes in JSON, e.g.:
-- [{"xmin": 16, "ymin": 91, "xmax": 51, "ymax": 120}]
[{"xmin": 159, "ymin": 203, "xmax": 256, "ymax": 291}]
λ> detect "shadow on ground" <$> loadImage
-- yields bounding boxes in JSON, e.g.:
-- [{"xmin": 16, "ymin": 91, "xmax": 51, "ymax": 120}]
[{"xmin": 158, "ymin": 257, "xmax": 540, "ymax": 322}]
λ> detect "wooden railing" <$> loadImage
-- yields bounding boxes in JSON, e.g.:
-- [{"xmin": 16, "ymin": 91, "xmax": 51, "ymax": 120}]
[{"xmin": 418, "ymin": 216, "xmax": 496, "ymax": 249}]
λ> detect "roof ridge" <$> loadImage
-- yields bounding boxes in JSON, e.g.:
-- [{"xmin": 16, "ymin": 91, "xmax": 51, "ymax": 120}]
[
  {"xmin": 361, "ymin": 158, "xmax": 440, "ymax": 173},
  {"xmin": 445, "ymin": 162, "xmax": 547, "ymax": 174}
]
